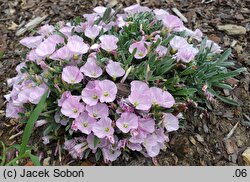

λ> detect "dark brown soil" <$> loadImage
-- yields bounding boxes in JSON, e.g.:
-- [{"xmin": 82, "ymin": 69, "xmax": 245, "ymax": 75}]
[{"xmin": 0, "ymin": 0, "xmax": 249, "ymax": 166}]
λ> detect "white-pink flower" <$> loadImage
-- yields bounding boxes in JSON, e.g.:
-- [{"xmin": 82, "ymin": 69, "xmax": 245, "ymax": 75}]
[
  {"xmin": 61, "ymin": 96, "xmax": 85, "ymax": 119},
  {"xmin": 80, "ymin": 57, "xmax": 102, "ymax": 78},
  {"xmin": 129, "ymin": 41, "xmax": 148, "ymax": 59},
  {"xmin": 62, "ymin": 66, "xmax": 83, "ymax": 84},
  {"xmin": 97, "ymin": 80, "xmax": 118, "ymax": 103},
  {"xmin": 106, "ymin": 60, "xmax": 125, "ymax": 78},
  {"xmin": 86, "ymin": 102, "xmax": 109, "ymax": 119},
  {"xmin": 74, "ymin": 112, "xmax": 97, "ymax": 134},
  {"xmin": 163, "ymin": 113, "xmax": 179, "ymax": 132},
  {"xmin": 92, "ymin": 117, "xmax": 114, "ymax": 138},
  {"xmin": 162, "ymin": 15, "xmax": 184, "ymax": 32},
  {"xmin": 81, "ymin": 81, "xmax": 101, "ymax": 106},
  {"xmin": 35, "ymin": 40, "xmax": 56, "ymax": 57},
  {"xmin": 116, "ymin": 112, "xmax": 139, "ymax": 133},
  {"xmin": 20, "ymin": 36, "xmax": 44, "ymax": 49},
  {"xmin": 67, "ymin": 35, "xmax": 89, "ymax": 55},
  {"xmin": 84, "ymin": 25, "xmax": 100, "ymax": 40},
  {"xmin": 99, "ymin": 35, "xmax": 119, "ymax": 52}
]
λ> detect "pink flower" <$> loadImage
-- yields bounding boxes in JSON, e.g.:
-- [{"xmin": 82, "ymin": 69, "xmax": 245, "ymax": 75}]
[
  {"xmin": 206, "ymin": 40, "xmax": 222, "ymax": 53},
  {"xmin": 106, "ymin": 60, "xmax": 125, "ymax": 78},
  {"xmin": 46, "ymin": 34, "xmax": 64, "ymax": 45},
  {"xmin": 128, "ymin": 81, "xmax": 151, "ymax": 110},
  {"xmin": 87, "ymin": 133, "xmax": 107, "ymax": 151},
  {"xmin": 128, "ymin": 92, "xmax": 152, "ymax": 110},
  {"xmin": 142, "ymin": 134, "xmax": 160, "ymax": 157},
  {"xmin": 62, "ymin": 66, "xmax": 83, "ymax": 84},
  {"xmin": 50, "ymin": 46, "xmax": 73, "ymax": 61},
  {"xmin": 59, "ymin": 26, "xmax": 73, "ymax": 37},
  {"xmin": 92, "ymin": 117, "xmax": 114, "ymax": 138},
  {"xmin": 176, "ymin": 46, "xmax": 199, "ymax": 63},
  {"xmin": 129, "ymin": 41, "xmax": 148, "ymax": 59},
  {"xmin": 74, "ymin": 112, "xmax": 96, "ymax": 134},
  {"xmin": 170, "ymin": 36, "xmax": 189, "ymax": 51},
  {"xmin": 150, "ymin": 87, "xmax": 175, "ymax": 108},
  {"xmin": 38, "ymin": 24, "xmax": 55, "ymax": 36},
  {"xmin": 84, "ymin": 25, "xmax": 100, "ymax": 40},
  {"xmin": 155, "ymin": 128, "xmax": 169, "ymax": 143},
  {"xmin": 93, "ymin": 6, "xmax": 114, "ymax": 16},
  {"xmin": 127, "ymin": 142, "xmax": 142, "ymax": 151},
  {"xmin": 184, "ymin": 28, "xmax": 203, "ymax": 42},
  {"xmin": 161, "ymin": 90, "xmax": 175, "ymax": 108},
  {"xmin": 124, "ymin": 4, "xmax": 151, "ymax": 14},
  {"xmin": 155, "ymin": 45, "xmax": 168, "ymax": 57},
  {"xmin": 6, "ymin": 102, "xmax": 24, "ymax": 119},
  {"xmin": 35, "ymin": 119, "xmax": 48, "ymax": 128},
  {"xmin": 61, "ymin": 96, "xmax": 85, "ymax": 118},
  {"xmin": 116, "ymin": 112, "xmax": 139, "ymax": 133},
  {"xmin": 153, "ymin": 9, "xmax": 169, "ymax": 20},
  {"xmin": 162, "ymin": 15, "xmax": 184, "ymax": 32},
  {"xmin": 138, "ymin": 118, "xmax": 155, "ymax": 133},
  {"xmin": 27, "ymin": 49, "xmax": 43, "ymax": 62},
  {"xmin": 86, "ymin": 102, "xmax": 109, "ymax": 119},
  {"xmin": 58, "ymin": 91, "xmax": 72, "ymax": 107},
  {"xmin": 98, "ymin": 80, "xmax": 118, "ymax": 103},
  {"xmin": 102, "ymin": 145, "xmax": 121, "ymax": 162},
  {"xmin": 131, "ymin": 81, "xmax": 150, "ymax": 93},
  {"xmin": 163, "ymin": 113, "xmax": 179, "ymax": 132},
  {"xmin": 64, "ymin": 137, "xmax": 86, "ymax": 159},
  {"xmin": 35, "ymin": 40, "xmax": 56, "ymax": 57},
  {"xmin": 20, "ymin": 36, "xmax": 44, "ymax": 49},
  {"xmin": 80, "ymin": 57, "xmax": 102, "ymax": 78},
  {"xmin": 81, "ymin": 81, "xmax": 101, "ymax": 106},
  {"xmin": 99, "ymin": 35, "xmax": 119, "ymax": 52},
  {"xmin": 67, "ymin": 35, "xmax": 89, "ymax": 55},
  {"xmin": 28, "ymin": 84, "xmax": 48, "ymax": 104}
]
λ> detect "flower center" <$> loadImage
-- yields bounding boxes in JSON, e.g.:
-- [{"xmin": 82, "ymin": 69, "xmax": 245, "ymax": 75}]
[
  {"xmin": 104, "ymin": 127, "xmax": 110, "ymax": 132},
  {"xmin": 72, "ymin": 108, "xmax": 78, "ymax": 113},
  {"xmin": 73, "ymin": 54, "xmax": 79, "ymax": 60},
  {"xmin": 92, "ymin": 95, "xmax": 98, "ymax": 100},
  {"xmin": 93, "ymin": 113, "xmax": 98, "ymax": 118},
  {"xmin": 138, "ymin": 52, "xmax": 144, "ymax": 57},
  {"xmin": 83, "ymin": 122, "xmax": 88, "ymax": 127},
  {"xmin": 123, "ymin": 123, "xmax": 128, "ymax": 128},
  {"xmin": 133, "ymin": 101, "xmax": 139, "ymax": 107},
  {"xmin": 70, "ymin": 79, "xmax": 76, "ymax": 83},
  {"xmin": 103, "ymin": 91, "xmax": 109, "ymax": 97}
]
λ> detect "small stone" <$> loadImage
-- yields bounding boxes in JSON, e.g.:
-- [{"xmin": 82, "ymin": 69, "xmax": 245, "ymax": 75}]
[
  {"xmin": 217, "ymin": 24, "xmax": 247, "ymax": 35},
  {"xmin": 242, "ymin": 148, "xmax": 250, "ymax": 165}
]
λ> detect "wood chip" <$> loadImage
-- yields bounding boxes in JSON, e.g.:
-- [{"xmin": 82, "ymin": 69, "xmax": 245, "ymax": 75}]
[
  {"xmin": 242, "ymin": 147, "xmax": 250, "ymax": 165},
  {"xmin": 217, "ymin": 24, "xmax": 247, "ymax": 35},
  {"xmin": 171, "ymin": 8, "xmax": 188, "ymax": 23},
  {"xmin": 16, "ymin": 15, "xmax": 48, "ymax": 36}
]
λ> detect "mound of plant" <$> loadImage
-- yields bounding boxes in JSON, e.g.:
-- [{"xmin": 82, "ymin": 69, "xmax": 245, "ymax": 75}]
[{"xmin": 4, "ymin": 4, "xmax": 246, "ymax": 163}]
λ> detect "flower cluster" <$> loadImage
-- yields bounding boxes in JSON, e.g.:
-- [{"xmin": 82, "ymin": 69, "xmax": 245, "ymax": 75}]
[{"xmin": 5, "ymin": 4, "xmax": 243, "ymax": 163}]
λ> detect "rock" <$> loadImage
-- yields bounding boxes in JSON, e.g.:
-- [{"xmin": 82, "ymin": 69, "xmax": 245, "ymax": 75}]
[
  {"xmin": 217, "ymin": 24, "xmax": 247, "ymax": 35},
  {"xmin": 242, "ymin": 148, "xmax": 250, "ymax": 165}
]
